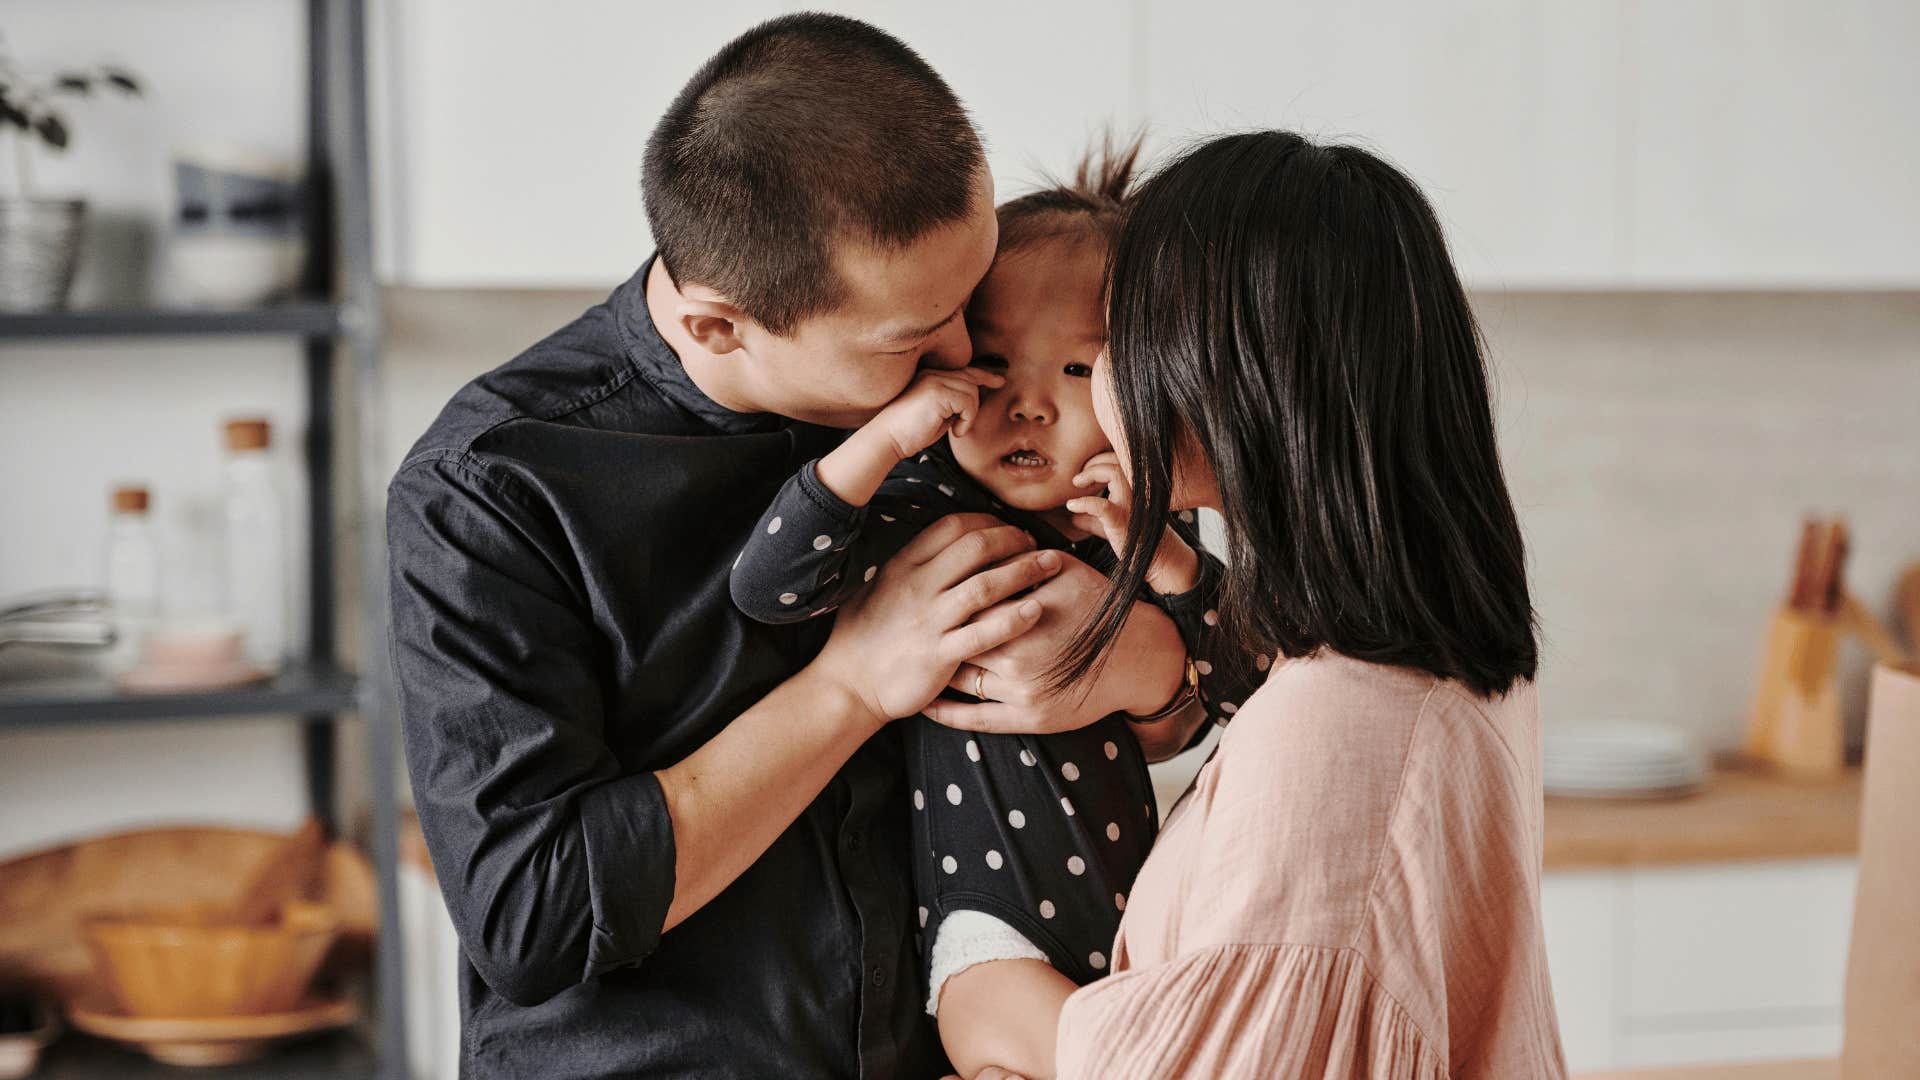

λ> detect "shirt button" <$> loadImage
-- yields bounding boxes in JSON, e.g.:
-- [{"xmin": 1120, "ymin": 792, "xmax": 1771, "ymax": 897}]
[
  {"xmin": 844, "ymin": 832, "xmax": 863, "ymax": 854},
  {"xmin": 870, "ymin": 965, "xmax": 887, "ymax": 988}
]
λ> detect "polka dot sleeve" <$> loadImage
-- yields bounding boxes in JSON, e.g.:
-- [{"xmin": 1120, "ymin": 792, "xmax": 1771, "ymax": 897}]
[
  {"xmin": 1153, "ymin": 513, "xmax": 1266, "ymax": 730},
  {"xmin": 729, "ymin": 456, "xmax": 961, "ymax": 625}
]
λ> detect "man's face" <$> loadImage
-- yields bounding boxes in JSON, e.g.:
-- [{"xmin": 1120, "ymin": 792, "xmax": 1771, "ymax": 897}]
[{"xmin": 736, "ymin": 172, "xmax": 998, "ymax": 429}]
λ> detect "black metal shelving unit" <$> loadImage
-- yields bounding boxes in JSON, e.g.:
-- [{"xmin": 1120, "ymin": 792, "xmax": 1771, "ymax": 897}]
[{"xmin": 0, "ymin": 2, "xmax": 407, "ymax": 1077}]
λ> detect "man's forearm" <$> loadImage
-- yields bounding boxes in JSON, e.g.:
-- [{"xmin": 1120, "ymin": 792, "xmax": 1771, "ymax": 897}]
[{"xmin": 653, "ymin": 662, "xmax": 886, "ymax": 932}]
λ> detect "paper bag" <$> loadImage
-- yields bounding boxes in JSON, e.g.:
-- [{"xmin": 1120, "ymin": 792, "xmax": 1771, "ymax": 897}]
[{"xmin": 1842, "ymin": 661, "xmax": 1920, "ymax": 1076}]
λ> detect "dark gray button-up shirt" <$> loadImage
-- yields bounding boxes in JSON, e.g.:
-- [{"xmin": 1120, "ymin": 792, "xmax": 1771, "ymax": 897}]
[{"xmin": 386, "ymin": 259, "xmax": 946, "ymax": 1078}]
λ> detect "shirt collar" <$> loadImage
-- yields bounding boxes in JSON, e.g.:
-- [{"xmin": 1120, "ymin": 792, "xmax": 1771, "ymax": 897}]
[{"xmin": 612, "ymin": 255, "xmax": 792, "ymax": 435}]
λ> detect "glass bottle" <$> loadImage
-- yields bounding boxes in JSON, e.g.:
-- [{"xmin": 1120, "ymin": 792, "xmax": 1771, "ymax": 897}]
[
  {"xmin": 221, "ymin": 418, "xmax": 290, "ymax": 670},
  {"xmin": 103, "ymin": 484, "xmax": 161, "ymax": 668}
]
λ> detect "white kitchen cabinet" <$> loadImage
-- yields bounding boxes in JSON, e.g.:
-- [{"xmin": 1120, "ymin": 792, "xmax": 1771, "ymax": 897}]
[
  {"xmin": 1624, "ymin": 0, "xmax": 1920, "ymax": 287},
  {"xmin": 377, "ymin": 0, "xmax": 1132, "ymax": 287},
  {"xmin": 1542, "ymin": 857, "xmax": 1858, "ymax": 1073},
  {"xmin": 1542, "ymin": 870, "xmax": 1625, "ymax": 1071},
  {"xmin": 375, "ymin": 2, "xmax": 1920, "ymax": 288},
  {"xmin": 1138, "ymin": 0, "xmax": 1624, "ymax": 288}
]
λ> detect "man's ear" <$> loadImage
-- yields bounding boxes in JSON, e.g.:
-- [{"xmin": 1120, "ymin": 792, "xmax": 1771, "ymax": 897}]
[{"xmin": 675, "ymin": 286, "xmax": 752, "ymax": 358}]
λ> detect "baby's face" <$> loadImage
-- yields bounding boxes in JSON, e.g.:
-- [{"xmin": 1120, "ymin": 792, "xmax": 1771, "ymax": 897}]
[{"xmin": 949, "ymin": 237, "xmax": 1112, "ymax": 513}]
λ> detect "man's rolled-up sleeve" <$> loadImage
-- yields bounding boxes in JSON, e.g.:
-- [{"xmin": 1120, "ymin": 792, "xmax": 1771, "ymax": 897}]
[{"xmin": 386, "ymin": 453, "xmax": 674, "ymax": 1007}]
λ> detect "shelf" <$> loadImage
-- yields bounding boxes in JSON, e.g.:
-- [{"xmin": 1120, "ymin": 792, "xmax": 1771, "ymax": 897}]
[
  {"xmin": 0, "ymin": 660, "xmax": 358, "ymax": 729},
  {"xmin": 32, "ymin": 1031, "xmax": 376, "ymax": 1079},
  {"xmin": 0, "ymin": 301, "xmax": 342, "ymax": 340}
]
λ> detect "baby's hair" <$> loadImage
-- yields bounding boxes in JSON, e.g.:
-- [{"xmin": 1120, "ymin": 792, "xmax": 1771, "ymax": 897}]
[{"xmin": 995, "ymin": 132, "xmax": 1145, "ymax": 257}]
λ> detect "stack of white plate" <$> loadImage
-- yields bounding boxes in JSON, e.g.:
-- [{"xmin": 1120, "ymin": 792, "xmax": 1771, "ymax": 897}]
[{"xmin": 1543, "ymin": 723, "xmax": 1707, "ymax": 799}]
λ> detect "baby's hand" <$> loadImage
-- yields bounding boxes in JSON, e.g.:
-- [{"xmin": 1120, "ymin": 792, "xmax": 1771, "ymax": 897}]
[
  {"xmin": 872, "ymin": 367, "xmax": 1004, "ymax": 461},
  {"xmin": 1067, "ymin": 452, "xmax": 1201, "ymax": 596}
]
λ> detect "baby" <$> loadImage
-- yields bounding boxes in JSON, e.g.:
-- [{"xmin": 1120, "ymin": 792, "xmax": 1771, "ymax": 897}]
[{"xmin": 731, "ymin": 141, "xmax": 1257, "ymax": 1078}]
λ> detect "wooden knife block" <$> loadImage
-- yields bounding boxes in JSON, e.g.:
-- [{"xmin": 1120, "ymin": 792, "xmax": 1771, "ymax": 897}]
[{"xmin": 1747, "ymin": 606, "xmax": 1846, "ymax": 779}]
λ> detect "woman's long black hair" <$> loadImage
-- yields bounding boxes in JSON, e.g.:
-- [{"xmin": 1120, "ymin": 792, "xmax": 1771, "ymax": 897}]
[{"xmin": 1059, "ymin": 131, "xmax": 1537, "ymax": 698}]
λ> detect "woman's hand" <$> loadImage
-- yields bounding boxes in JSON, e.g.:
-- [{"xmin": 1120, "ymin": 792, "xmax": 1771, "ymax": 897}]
[
  {"xmin": 1066, "ymin": 452, "xmax": 1200, "ymax": 596},
  {"xmin": 925, "ymin": 553, "xmax": 1187, "ymax": 735},
  {"xmin": 813, "ymin": 513, "xmax": 1062, "ymax": 725}
]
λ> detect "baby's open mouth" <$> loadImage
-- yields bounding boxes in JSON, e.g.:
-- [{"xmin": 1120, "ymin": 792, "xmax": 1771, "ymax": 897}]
[{"xmin": 1001, "ymin": 449, "xmax": 1052, "ymax": 469}]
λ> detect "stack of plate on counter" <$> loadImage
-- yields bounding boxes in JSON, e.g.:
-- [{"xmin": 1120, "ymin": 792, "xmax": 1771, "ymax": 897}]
[{"xmin": 1543, "ymin": 722, "xmax": 1708, "ymax": 799}]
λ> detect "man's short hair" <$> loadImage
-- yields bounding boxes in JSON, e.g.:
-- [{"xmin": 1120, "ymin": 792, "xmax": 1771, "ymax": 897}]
[{"xmin": 642, "ymin": 14, "xmax": 986, "ymax": 335}]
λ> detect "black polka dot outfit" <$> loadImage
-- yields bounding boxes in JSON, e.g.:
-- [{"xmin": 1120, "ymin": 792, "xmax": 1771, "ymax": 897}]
[{"xmin": 731, "ymin": 439, "xmax": 1261, "ymax": 991}]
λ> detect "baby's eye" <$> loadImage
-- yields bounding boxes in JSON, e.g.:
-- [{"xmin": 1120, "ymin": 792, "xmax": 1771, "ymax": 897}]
[
  {"xmin": 1064, "ymin": 362, "xmax": 1093, "ymax": 378},
  {"xmin": 971, "ymin": 354, "xmax": 1009, "ymax": 372}
]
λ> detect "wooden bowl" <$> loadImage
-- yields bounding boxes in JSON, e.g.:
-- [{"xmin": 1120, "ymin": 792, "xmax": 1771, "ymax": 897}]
[
  {"xmin": 67, "ymin": 994, "xmax": 353, "ymax": 1066},
  {"xmin": 83, "ymin": 903, "xmax": 339, "ymax": 1018}
]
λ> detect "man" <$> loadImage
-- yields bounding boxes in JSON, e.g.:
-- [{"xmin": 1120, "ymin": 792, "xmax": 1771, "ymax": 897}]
[{"xmin": 387, "ymin": 14, "xmax": 1190, "ymax": 1078}]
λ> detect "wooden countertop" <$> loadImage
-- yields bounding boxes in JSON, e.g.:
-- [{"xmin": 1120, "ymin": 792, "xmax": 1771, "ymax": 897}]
[
  {"xmin": 1544, "ymin": 765, "xmax": 1861, "ymax": 871},
  {"xmin": 1575, "ymin": 1059, "xmax": 1836, "ymax": 1080}
]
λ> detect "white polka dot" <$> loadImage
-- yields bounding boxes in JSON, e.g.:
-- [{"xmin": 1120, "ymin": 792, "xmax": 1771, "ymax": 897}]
[
  {"xmin": 1061, "ymin": 761, "xmax": 1080, "ymax": 782},
  {"xmin": 1115, "ymin": 893, "xmax": 1127, "ymax": 911},
  {"xmin": 946, "ymin": 784, "xmax": 963, "ymax": 806},
  {"xmin": 779, "ymin": 593, "xmax": 799, "ymax": 606},
  {"xmin": 1103, "ymin": 741, "xmax": 1119, "ymax": 761},
  {"xmin": 1060, "ymin": 797, "xmax": 1076, "ymax": 817},
  {"xmin": 913, "ymin": 789, "xmax": 924, "ymax": 810},
  {"xmin": 1008, "ymin": 809, "xmax": 1026, "ymax": 829},
  {"xmin": 863, "ymin": 565, "xmax": 877, "ymax": 582},
  {"xmin": 1256, "ymin": 653, "xmax": 1273, "ymax": 671},
  {"xmin": 1178, "ymin": 510, "xmax": 1196, "ymax": 523},
  {"xmin": 906, "ymin": 477, "xmax": 921, "ymax": 483},
  {"xmin": 767, "ymin": 516, "xmax": 782, "ymax": 534},
  {"xmin": 879, "ymin": 514, "xmax": 896, "ymax": 523},
  {"xmin": 919, "ymin": 455, "xmax": 930, "ymax": 463},
  {"xmin": 1039, "ymin": 900, "xmax": 1056, "ymax": 919},
  {"xmin": 1203, "ymin": 609, "xmax": 1219, "ymax": 626},
  {"xmin": 938, "ymin": 483, "xmax": 955, "ymax": 497},
  {"xmin": 918, "ymin": 906, "xmax": 929, "ymax": 927},
  {"xmin": 1195, "ymin": 659, "xmax": 1213, "ymax": 675},
  {"xmin": 942, "ymin": 855, "xmax": 957, "ymax": 874},
  {"xmin": 733, "ymin": 550, "xmax": 743, "ymax": 569},
  {"xmin": 813, "ymin": 534, "xmax": 832, "ymax": 551},
  {"xmin": 1106, "ymin": 822, "xmax": 1121, "ymax": 842},
  {"xmin": 1222, "ymin": 701, "xmax": 1239, "ymax": 715},
  {"xmin": 1067, "ymin": 855, "xmax": 1086, "ymax": 876},
  {"xmin": 1019, "ymin": 749, "xmax": 1037, "ymax": 767},
  {"xmin": 1090, "ymin": 951, "xmax": 1107, "ymax": 970},
  {"xmin": 985, "ymin": 850, "xmax": 1003, "ymax": 870},
  {"xmin": 965, "ymin": 739, "xmax": 981, "ymax": 762}
]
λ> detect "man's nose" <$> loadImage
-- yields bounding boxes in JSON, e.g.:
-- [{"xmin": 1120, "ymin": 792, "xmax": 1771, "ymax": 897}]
[{"xmin": 918, "ymin": 317, "xmax": 973, "ymax": 371}]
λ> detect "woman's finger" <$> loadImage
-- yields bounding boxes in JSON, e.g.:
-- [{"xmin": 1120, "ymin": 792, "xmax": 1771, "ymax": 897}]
[
  {"xmin": 947, "ymin": 662, "xmax": 992, "ymax": 701},
  {"xmin": 922, "ymin": 697, "xmax": 1034, "ymax": 734}
]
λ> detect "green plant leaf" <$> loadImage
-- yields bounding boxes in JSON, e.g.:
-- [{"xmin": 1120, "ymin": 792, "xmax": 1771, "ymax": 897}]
[
  {"xmin": 104, "ymin": 69, "xmax": 142, "ymax": 95},
  {"xmin": 57, "ymin": 75, "xmax": 92, "ymax": 94},
  {"xmin": 35, "ymin": 113, "xmax": 69, "ymax": 150},
  {"xmin": 0, "ymin": 98, "xmax": 28, "ymax": 131}
]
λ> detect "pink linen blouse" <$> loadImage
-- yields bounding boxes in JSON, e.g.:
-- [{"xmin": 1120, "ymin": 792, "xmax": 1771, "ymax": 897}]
[{"xmin": 1056, "ymin": 651, "xmax": 1568, "ymax": 1078}]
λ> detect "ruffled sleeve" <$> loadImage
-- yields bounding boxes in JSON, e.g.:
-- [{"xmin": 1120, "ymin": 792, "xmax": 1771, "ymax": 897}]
[{"xmin": 1056, "ymin": 941, "xmax": 1445, "ymax": 1080}]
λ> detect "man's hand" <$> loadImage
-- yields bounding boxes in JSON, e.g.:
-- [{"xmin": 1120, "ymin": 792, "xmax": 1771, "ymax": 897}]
[
  {"xmin": 813, "ymin": 513, "xmax": 1063, "ymax": 724},
  {"xmin": 923, "ymin": 553, "xmax": 1187, "ymax": 735}
]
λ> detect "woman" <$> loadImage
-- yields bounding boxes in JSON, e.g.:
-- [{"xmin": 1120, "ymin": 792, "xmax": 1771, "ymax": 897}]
[{"xmin": 943, "ymin": 130, "xmax": 1568, "ymax": 1078}]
